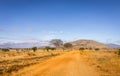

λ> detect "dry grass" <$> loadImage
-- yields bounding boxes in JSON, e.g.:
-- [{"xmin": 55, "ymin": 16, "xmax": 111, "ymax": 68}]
[
  {"xmin": 0, "ymin": 49, "xmax": 66, "ymax": 76},
  {"xmin": 1, "ymin": 49, "xmax": 120, "ymax": 76},
  {"xmin": 79, "ymin": 50, "xmax": 120, "ymax": 76}
]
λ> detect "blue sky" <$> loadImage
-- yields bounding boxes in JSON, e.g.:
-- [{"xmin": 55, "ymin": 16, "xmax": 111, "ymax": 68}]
[{"xmin": 0, "ymin": 0, "xmax": 120, "ymax": 44}]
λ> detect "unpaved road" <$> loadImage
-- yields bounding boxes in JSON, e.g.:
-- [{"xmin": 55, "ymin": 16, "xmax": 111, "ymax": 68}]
[{"xmin": 12, "ymin": 51, "xmax": 99, "ymax": 76}]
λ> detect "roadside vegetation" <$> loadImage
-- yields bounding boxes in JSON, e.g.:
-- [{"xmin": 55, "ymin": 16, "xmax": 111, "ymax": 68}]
[{"xmin": 79, "ymin": 49, "xmax": 120, "ymax": 76}]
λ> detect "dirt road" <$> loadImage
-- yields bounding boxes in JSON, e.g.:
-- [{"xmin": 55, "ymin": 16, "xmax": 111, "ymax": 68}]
[{"xmin": 12, "ymin": 51, "xmax": 99, "ymax": 76}]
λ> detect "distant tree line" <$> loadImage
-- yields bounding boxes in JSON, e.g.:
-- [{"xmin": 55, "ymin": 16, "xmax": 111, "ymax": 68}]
[
  {"xmin": 0, "ymin": 48, "xmax": 10, "ymax": 52},
  {"xmin": 0, "ymin": 39, "xmax": 103, "ymax": 52}
]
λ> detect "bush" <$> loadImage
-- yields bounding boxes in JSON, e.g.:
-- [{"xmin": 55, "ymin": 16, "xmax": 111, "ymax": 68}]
[
  {"xmin": 44, "ymin": 46, "xmax": 51, "ymax": 52},
  {"xmin": 79, "ymin": 48, "xmax": 85, "ymax": 51},
  {"xmin": 89, "ymin": 48, "xmax": 92, "ymax": 50},
  {"xmin": 95, "ymin": 48, "xmax": 100, "ymax": 51},
  {"xmin": 64, "ymin": 43, "xmax": 73, "ymax": 49},
  {"xmin": 118, "ymin": 49, "xmax": 120, "ymax": 55},
  {"xmin": 32, "ymin": 47, "xmax": 37, "ymax": 52},
  {"xmin": 1, "ymin": 49, "xmax": 9, "ymax": 52},
  {"xmin": 50, "ymin": 47, "xmax": 56, "ymax": 51}
]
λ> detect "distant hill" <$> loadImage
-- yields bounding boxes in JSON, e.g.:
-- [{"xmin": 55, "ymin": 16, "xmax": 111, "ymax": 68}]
[
  {"xmin": 1, "ymin": 39, "xmax": 118, "ymax": 49},
  {"xmin": 70, "ymin": 39, "xmax": 110, "ymax": 49},
  {"xmin": 0, "ymin": 41, "xmax": 49, "ymax": 48},
  {"xmin": 107, "ymin": 43, "xmax": 120, "ymax": 48}
]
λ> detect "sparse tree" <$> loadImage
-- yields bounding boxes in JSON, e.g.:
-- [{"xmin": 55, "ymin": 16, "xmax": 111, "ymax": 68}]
[
  {"xmin": 44, "ymin": 46, "xmax": 51, "ymax": 52},
  {"xmin": 64, "ymin": 43, "xmax": 73, "ymax": 49},
  {"xmin": 32, "ymin": 47, "xmax": 37, "ymax": 52},
  {"xmin": 50, "ymin": 39, "xmax": 63, "ymax": 48}
]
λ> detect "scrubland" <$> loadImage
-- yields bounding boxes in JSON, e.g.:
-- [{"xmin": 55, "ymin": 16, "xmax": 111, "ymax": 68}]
[
  {"xmin": 0, "ymin": 49, "xmax": 65, "ymax": 76},
  {"xmin": 0, "ymin": 49, "xmax": 120, "ymax": 76},
  {"xmin": 79, "ymin": 49, "xmax": 120, "ymax": 76}
]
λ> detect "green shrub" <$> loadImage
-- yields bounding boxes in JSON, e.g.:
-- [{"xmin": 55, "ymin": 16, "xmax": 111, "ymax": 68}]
[{"xmin": 32, "ymin": 47, "xmax": 37, "ymax": 52}]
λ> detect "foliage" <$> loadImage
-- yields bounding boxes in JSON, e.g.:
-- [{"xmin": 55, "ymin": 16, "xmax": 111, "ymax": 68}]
[
  {"xmin": 50, "ymin": 47, "xmax": 56, "ymax": 51},
  {"xmin": 32, "ymin": 47, "xmax": 37, "ymax": 52},
  {"xmin": 79, "ymin": 48, "xmax": 85, "ymax": 51},
  {"xmin": 44, "ymin": 46, "xmax": 51, "ymax": 52},
  {"xmin": 64, "ymin": 43, "xmax": 73, "ymax": 49},
  {"xmin": 89, "ymin": 48, "xmax": 92, "ymax": 50},
  {"xmin": 1, "ymin": 49, "xmax": 9, "ymax": 52},
  {"xmin": 44, "ymin": 46, "xmax": 56, "ymax": 52},
  {"xmin": 118, "ymin": 49, "xmax": 120, "ymax": 55},
  {"xmin": 50, "ymin": 39, "xmax": 63, "ymax": 48},
  {"xmin": 95, "ymin": 48, "xmax": 100, "ymax": 51}
]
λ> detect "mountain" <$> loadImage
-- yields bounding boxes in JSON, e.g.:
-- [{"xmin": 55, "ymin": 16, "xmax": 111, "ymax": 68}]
[
  {"xmin": 70, "ymin": 39, "xmax": 110, "ymax": 49},
  {"xmin": 1, "ymin": 39, "xmax": 117, "ymax": 49},
  {"xmin": 107, "ymin": 43, "xmax": 120, "ymax": 48},
  {"xmin": 0, "ymin": 41, "xmax": 49, "ymax": 48}
]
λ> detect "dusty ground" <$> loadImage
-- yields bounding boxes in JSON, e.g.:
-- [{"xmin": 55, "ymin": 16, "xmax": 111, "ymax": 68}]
[
  {"xmin": 80, "ymin": 50, "xmax": 120, "ymax": 76},
  {"xmin": 10, "ymin": 51, "xmax": 99, "ymax": 76},
  {"xmin": 1, "ymin": 50, "xmax": 120, "ymax": 76},
  {"xmin": 0, "ymin": 50, "xmax": 64, "ymax": 75}
]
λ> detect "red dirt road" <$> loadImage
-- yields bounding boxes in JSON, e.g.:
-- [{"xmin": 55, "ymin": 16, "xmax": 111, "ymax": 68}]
[{"xmin": 12, "ymin": 51, "xmax": 99, "ymax": 76}]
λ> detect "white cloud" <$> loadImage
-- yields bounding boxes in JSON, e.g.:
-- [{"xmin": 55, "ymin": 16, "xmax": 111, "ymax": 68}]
[{"xmin": 114, "ymin": 40, "xmax": 120, "ymax": 44}]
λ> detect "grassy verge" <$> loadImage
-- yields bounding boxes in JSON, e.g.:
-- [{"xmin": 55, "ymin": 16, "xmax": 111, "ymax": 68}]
[{"xmin": 79, "ymin": 50, "xmax": 120, "ymax": 76}]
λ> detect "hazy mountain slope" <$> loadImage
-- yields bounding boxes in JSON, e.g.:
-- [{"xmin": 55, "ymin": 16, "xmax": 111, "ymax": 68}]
[
  {"xmin": 107, "ymin": 43, "xmax": 120, "ymax": 48},
  {"xmin": 0, "ymin": 41, "xmax": 49, "ymax": 48},
  {"xmin": 70, "ymin": 39, "xmax": 109, "ymax": 49}
]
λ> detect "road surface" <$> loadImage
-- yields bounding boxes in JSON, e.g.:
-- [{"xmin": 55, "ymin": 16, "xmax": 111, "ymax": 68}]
[{"xmin": 12, "ymin": 51, "xmax": 99, "ymax": 76}]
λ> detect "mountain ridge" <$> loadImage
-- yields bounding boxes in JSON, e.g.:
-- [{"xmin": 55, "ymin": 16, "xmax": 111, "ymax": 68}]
[
  {"xmin": 107, "ymin": 43, "xmax": 120, "ymax": 48},
  {"xmin": 69, "ymin": 39, "xmax": 110, "ymax": 49},
  {"xmin": 0, "ymin": 39, "xmax": 119, "ymax": 48}
]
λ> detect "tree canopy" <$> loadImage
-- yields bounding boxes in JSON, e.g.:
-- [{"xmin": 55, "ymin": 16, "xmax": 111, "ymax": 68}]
[{"xmin": 50, "ymin": 39, "xmax": 63, "ymax": 48}]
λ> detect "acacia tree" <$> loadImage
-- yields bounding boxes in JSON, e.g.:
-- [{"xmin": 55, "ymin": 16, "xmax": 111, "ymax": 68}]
[
  {"xmin": 64, "ymin": 43, "xmax": 73, "ymax": 51},
  {"xmin": 50, "ymin": 39, "xmax": 63, "ymax": 48}
]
